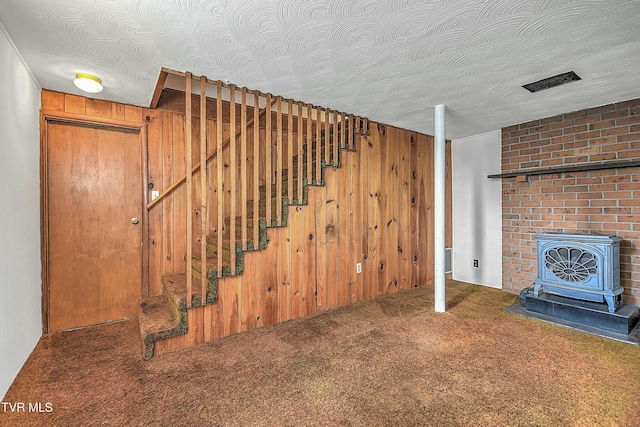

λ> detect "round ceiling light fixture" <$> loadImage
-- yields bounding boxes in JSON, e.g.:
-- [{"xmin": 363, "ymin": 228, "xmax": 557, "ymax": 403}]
[{"xmin": 73, "ymin": 73, "xmax": 103, "ymax": 93}]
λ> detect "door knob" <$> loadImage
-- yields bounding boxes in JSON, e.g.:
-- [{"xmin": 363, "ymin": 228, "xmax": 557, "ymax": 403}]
[{"xmin": 131, "ymin": 218, "xmax": 139, "ymax": 225}]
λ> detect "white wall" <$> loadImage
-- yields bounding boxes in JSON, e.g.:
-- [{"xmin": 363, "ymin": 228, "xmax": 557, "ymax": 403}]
[
  {"xmin": 0, "ymin": 23, "xmax": 42, "ymax": 400},
  {"xmin": 452, "ymin": 130, "xmax": 502, "ymax": 288}
]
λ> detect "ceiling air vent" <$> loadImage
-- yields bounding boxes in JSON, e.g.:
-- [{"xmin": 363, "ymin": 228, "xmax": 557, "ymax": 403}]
[{"xmin": 522, "ymin": 71, "xmax": 581, "ymax": 93}]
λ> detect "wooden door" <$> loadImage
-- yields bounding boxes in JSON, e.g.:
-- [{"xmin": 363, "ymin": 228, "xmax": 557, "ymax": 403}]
[{"xmin": 46, "ymin": 121, "xmax": 143, "ymax": 331}]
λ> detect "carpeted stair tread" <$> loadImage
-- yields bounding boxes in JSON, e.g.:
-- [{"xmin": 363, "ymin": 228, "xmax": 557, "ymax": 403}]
[
  {"xmin": 192, "ymin": 240, "xmax": 234, "ymax": 265},
  {"xmin": 192, "ymin": 246, "xmax": 244, "ymax": 278},
  {"xmin": 192, "ymin": 257, "xmax": 215, "ymax": 274},
  {"xmin": 163, "ymin": 273, "xmax": 209, "ymax": 309},
  {"xmin": 258, "ymin": 182, "xmax": 302, "ymax": 201},
  {"xmin": 137, "ymin": 295, "xmax": 183, "ymax": 360},
  {"xmin": 138, "ymin": 295, "xmax": 180, "ymax": 337}
]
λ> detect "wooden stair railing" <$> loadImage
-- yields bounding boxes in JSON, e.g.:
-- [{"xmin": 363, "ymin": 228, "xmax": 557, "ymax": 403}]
[
  {"xmin": 139, "ymin": 69, "xmax": 370, "ymax": 358},
  {"xmin": 147, "ymin": 96, "xmax": 277, "ymax": 211}
]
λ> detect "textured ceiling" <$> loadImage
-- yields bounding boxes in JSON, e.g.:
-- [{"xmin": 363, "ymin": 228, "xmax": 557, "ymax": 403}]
[{"xmin": 1, "ymin": 0, "xmax": 640, "ymax": 139}]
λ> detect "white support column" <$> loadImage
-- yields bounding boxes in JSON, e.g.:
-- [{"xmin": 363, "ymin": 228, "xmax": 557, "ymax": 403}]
[{"xmin": 434, "ymin": 104, "xmax": 446, "ymax": 313}]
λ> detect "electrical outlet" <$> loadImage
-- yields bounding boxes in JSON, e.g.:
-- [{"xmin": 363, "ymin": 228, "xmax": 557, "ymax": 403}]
[
  {"xmin": 473, "ymin": 259, "xmax": 479, "ymax": 268},
  {"xmin": 356, "ymin": 263, "xmax": 362, "ymax": 274},
  {"xmin": 151, "ymin": 190, "xmax": 160, "ymax": 201}
]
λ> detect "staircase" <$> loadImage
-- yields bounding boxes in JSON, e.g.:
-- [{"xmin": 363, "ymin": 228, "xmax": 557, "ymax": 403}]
[{"xmin": 138, "ymin": 119, "xmax": 368, "ymax": 359}]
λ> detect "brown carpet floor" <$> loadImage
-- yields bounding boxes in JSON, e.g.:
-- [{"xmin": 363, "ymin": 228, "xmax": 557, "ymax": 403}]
[{"xmin": 2, "ymin": 280, "xmax": 640, "ymax": 427}]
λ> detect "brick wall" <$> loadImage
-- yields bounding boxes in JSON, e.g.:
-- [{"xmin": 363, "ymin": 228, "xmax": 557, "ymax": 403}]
[{"xmin": 501, "ymin": 97, "xmax": 640, "ymax": 305}]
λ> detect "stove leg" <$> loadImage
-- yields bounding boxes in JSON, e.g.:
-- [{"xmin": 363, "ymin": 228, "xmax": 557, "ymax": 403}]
[
  {"xmin": 533, "ymin": 282, "xmax": 542, "ymax": 297},
  {"xmin": 604, "ymin": 295, "xmax": 617, "ymax": 313}
]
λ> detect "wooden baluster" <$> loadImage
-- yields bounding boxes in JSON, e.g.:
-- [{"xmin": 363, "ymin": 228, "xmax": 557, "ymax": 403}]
[
  {"xmin": 325, "ymin": 107, "xmax": 330, "ymax": 166},
  {"xmin": 287, "ymin": 99, "xmax": 294, "ymax": 205},
  {"xmin": 241, "ymin": 88, "xmax": 248, "ymax": 252},
  {"xmin": 199, "ymin": 76, "xmax": 207, "ymax": 304},
  {"xmin": 229, "ymin": 86, "xmax": 237, "ymax": 275},
  {"xmin": 306, "ymin": 103, "xmax": 312, "ymax": 186},
  {"xmin": 216, "ymin": 82, "xmax": 223, "ymax": 278},
  {"xmin": 297, "ymin": 101, "xmax": 303, "ymax": 203},
  {"xmin": 315, "ymin": 106, "xmax": 321, "ymax": 185},
  {"xmin": 276, "ymin": 96, "xmax": 283, "ymax": 226},
  {"xmin": 333, "ymin": 110, "xmax": 338, "ymax": 165},
  {"xmin": 265, "ymin": 93, "xmax": 272, "ymax": 226},
  {"xmin": 253, "ymin": 91, "xmax": 260, "ymax": 249},
  {"xmin": 185, "ymin": 73, "xmax": 193, "ymax": 307},
  {"xmin": 340, "ymin": 113, "xmax": 349, "ymax": 150},
  {"xmin": 348, "ymin": 114, "xmax": 354, "ymax": 150}
]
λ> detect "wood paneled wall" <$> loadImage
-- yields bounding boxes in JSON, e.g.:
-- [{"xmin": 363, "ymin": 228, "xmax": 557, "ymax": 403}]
[
  {"xmin": 150, "ymin": 108, "xmax": 450, "ymax": 352},
  {"xmin": 42, "ymin": 91, "xmax": 144, "ymax": 123},
  {"xmin": 41, "ymin": 89, "xmax": 452, "ymax": 350}
]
